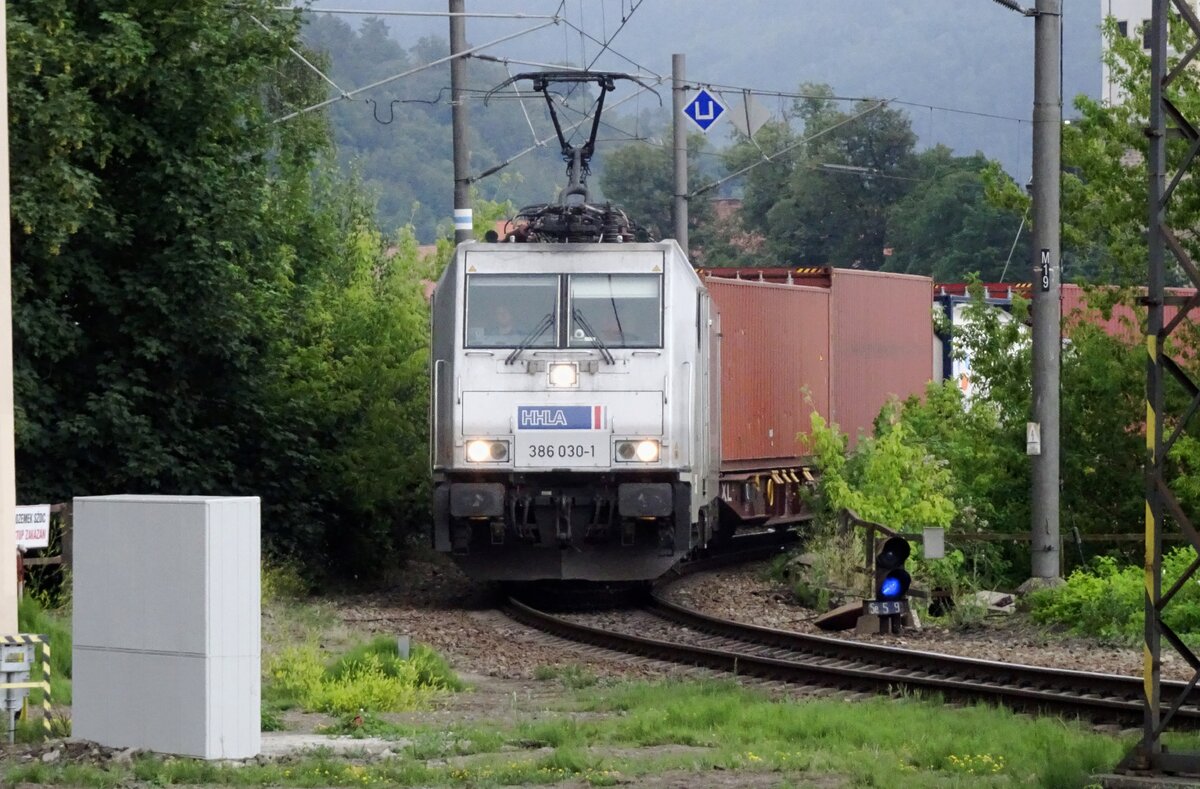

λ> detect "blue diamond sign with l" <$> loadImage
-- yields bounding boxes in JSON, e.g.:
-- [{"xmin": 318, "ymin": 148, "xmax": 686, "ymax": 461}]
[{"xmin": 683, "ymin": 89, "xmax": 725, "ymax": 132}]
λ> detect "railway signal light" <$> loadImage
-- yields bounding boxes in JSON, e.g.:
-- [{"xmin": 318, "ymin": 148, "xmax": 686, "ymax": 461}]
[{"xmin": 874, "ymin": 536, "xmax": 911, "ymax": 602}]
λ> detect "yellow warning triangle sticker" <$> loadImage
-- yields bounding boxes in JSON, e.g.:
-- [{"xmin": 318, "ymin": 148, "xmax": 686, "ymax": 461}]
[
  {"xmin": 467, "ymin": 265, "xmax": 477, "ymax": 272},
  {"xmin": 652, "ymin": 265, "xmax": 661, "ymax": 272}
]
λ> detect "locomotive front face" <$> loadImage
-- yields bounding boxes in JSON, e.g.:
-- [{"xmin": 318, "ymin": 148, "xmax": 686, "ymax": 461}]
[{"xmin": 430, "ymin": 242, "xmax": 718, "ymax": 582}]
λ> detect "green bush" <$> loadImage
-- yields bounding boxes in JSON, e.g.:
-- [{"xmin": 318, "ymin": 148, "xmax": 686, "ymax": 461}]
[
  {"xmin": 261, "ymin": 557, "xmax": 311, "ymax": 604},
  {"xmin": 1029, "ymin": 549, "xmax": 1200, "ymax": 643},
  {"xmin": 266, "ymin": 637, "xmax": 462, "ymax": 715}
]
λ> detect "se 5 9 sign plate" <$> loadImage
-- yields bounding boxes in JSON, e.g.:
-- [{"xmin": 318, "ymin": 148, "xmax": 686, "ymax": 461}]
[{"xmin": 867, "ymin": 600, "xmax": 908, "ymax": 616}]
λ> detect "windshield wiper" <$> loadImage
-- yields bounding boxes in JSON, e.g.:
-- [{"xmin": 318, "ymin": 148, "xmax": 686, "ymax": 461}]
[
  {"xmin": 505, "ymin": 313, "xmax": 555, "ymax": 365},
  {"xmin": 572, "ymin": 309, "xmax": 616, "ymax": 365}
]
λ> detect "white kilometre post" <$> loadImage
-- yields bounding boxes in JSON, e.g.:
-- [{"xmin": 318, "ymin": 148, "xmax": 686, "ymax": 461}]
[{"xmin": 0, "ymin": 0, "xmax": 18, "ymax": 634}]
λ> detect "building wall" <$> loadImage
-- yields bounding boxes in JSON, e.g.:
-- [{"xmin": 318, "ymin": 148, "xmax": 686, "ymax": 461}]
[{"xmin": 1102, "ymin": 0, "xmax": 1150, "ymax": 106}]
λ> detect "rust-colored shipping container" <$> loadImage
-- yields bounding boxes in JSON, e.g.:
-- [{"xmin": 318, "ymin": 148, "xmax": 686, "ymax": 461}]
[
  {"xmin": 937, "ymin": 282, "xmax": 1196, "ymax": 343},
  {"xmin": 704, "ymin": 278, "xmax": 830, "ymax": 466},
  {"xmin": 829, "ymin": 270, "xmax": 935, "ymax": 449},
  {"xmin": 704, "ymin": 269, "xmax": 935, "ymax": 466},
  {"xmin": 1061, "ymin": 284, "xmax": 1194, "ymax": 341}
]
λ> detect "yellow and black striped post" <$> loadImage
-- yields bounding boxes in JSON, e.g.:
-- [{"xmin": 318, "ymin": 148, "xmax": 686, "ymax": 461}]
[
  {"xmin": 1124, "ymin": 0, "xmax": 1200, "ymax": 774},
  {"xmin": 1, "ymin": 633, "xmax": 53, "ymax": 738}
]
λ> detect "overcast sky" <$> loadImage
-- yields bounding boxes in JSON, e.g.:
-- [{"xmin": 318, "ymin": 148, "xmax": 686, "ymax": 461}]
[{"xmin": 300, "ymin": 0, "xmax": 1104, "ymax": 184}]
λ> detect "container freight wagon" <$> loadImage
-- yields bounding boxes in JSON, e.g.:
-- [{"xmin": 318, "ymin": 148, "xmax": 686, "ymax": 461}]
[
  {"xmin": 934, "ymin": 283, "xmax": 1198, "ymax": 399},
  {"xmin": 703, "ymin": 269, "xmax": 935, "ymax": 533},
  {"xmin": 430, "ymin": 246, "xmax": 935, "ymax": 583}
]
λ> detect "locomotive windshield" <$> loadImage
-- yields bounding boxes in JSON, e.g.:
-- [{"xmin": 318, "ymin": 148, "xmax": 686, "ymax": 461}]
[
  {"xmin": 464, "ymin": 272, "xmax": 661, "ymax": 349},
  {"xmin": 568, "ymin": 274, "xmax": 661, "ymax": 349},
  {"xmin": 465, "ymin": 274, "xmax": 558, "ymax": 348}
]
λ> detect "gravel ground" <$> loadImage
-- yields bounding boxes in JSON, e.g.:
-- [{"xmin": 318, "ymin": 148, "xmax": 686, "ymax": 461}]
[
  {"xmin": 2, "ymin": 551, "xmax": 1182, "ymax": 787},
  {"xmin": 660, "ymin": 565, "xmax": 1197, "ymax": 682},
  {"xmin": 334, "ymin": 553, "xmax": 1193, "ymax": 684}
]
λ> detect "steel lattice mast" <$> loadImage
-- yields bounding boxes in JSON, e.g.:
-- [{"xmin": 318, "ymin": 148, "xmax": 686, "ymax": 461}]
[{"xmin": 1125, "ymin": 0, "xmax": 1200, "ymax": 774}]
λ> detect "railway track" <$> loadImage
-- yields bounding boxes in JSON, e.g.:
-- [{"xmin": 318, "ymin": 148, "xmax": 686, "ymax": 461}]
[{"xmin": 505, "ymin": 559, "xmax": 1200, "ymax": 727}]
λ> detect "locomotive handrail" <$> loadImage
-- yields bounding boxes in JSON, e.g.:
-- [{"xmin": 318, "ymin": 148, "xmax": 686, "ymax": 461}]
[{"xmin": 431, "ymin": 358, "xmax": 445, "ymax": 467}]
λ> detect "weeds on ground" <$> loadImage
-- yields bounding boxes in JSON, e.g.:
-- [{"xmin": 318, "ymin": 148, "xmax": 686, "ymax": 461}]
[
  {"xmin": 265, "ymin": 636, "xmax": 462, "ymax": 715},
  {"xmin": 533, "ymin": 663, "xmax": 600, "ymax": 689},
  {"xmin": 771, "ymin": 528, "xmax": 866, "ymax": 611},
  {"xmin": 13, "ymin": 592, "xmax": 73, "ymax": 741},
  {"xmin": 6, "ymin": 679, "xmax": 1138, "ymax": 787}
]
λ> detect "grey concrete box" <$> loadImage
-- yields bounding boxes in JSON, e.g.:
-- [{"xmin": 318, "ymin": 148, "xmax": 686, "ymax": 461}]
[
  {"xmin": 71, "ymin": 649, "xmax": 260, "ymax": 759},
  {"xmin": 72, "ymin": 496, "xmax": 260, "ymax": 759}
]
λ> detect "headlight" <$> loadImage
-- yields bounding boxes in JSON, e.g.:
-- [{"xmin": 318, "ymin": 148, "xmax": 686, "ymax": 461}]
[
  {"xmin": 466, "ymin": 439, "xmax": 509, "ymax": 463},
  {"xmin": 615, "ymin": 439, "xmax": 659, "ymax": 463},
  {"xmin": 548, "ymin": 362, "xmax": 578, "ymax": 388}
]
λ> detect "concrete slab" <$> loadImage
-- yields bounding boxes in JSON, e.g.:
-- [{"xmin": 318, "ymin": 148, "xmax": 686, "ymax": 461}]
[{"xmin": 259, "ymin": 732, "xmax": 409, "ymax": 759}]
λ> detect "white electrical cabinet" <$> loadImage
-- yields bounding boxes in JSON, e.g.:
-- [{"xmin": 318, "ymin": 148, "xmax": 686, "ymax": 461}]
[{"xmin": 72, "ymin": 495, "xmax": 261, "ymax": 759}]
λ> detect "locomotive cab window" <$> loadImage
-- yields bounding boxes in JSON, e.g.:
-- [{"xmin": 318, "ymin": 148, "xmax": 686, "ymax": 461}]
[
  {"xmin": 568, "ymin": 274, "xmax": 662, "ymax": 349},
  {"xmin": 465, "ymin": 274, "xmax": 559, "ymax": 348}
]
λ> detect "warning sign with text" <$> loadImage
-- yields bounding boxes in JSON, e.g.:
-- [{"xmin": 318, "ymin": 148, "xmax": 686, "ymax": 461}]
[{"xmin": 15, "ymin": 504, "xmax": 51, "ymax": 550}]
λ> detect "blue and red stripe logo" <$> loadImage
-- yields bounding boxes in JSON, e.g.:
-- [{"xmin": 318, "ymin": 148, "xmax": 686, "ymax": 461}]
[{"xmin": 517, "ymin": 405, "xmax": 606, "ymax": 430}]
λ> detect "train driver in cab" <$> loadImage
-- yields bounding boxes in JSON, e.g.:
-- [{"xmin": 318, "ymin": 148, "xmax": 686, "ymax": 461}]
[{"xmin": 477, "ymin": 303, "xmax": 524, "ymax": 345}]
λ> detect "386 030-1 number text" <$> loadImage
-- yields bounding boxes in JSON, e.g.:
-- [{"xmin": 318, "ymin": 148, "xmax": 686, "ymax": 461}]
[{"xmin": 527, "ymin": 443, "xmax": 596, "ymax": 459}]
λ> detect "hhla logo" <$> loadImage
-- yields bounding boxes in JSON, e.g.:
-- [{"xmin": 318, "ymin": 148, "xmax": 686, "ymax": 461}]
[
  {"xmin": 516, "ymin": 405, "xmax": 605, "ymax": 430},
  {"xmin": 520, "ymin": 409, "xmax": 569, "ymax": 427}
]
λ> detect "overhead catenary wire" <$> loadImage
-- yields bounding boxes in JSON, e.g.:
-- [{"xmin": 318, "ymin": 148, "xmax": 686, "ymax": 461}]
[
  {"xmin": 555, "ymin": 0, "xmax": 650, "ymax": 143},
  {"xmin": 999, "ymin": 207, "xmax": 1030, "ymax": 283},
  {"xmin": 271, "ymin": 19, "xmax": 560, "ymax": 122},
  {"xmin": 684, "ymin": 79, "xmax": 1031, "ymax": 125},
  {"xmin": 271, "ymin": 0, "xmax": 1029, "ymax": 187},
  {"xmin": 503, "ymin": 61, "xmax": 542, "ymax": 146},
  {"xmin": 249, "ymin": 14, "xmax": 347, "ymax": 96},
  {"xmin": 471, "ymin": 54, "xmax": 592, "ymax": 73},
  {"xmin": 689, "ymin": 100, "xmax": 890, "ymax": 199},
  {"xmin": 558, "ymin": 15, "xmax": 661, "ymax": 82},
  {"xmin": 468, "ymin": 81, "xmax": 660, "ymax": 183},
  {"xmin": 273, "ymin": 7, "xmax": 560, "ymax": 19}
]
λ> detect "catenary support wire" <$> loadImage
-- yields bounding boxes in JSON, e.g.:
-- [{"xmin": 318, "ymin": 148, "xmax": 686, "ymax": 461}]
[{"xmin": 271, "ymin": 20, "xmax": 559, "ymax": 122}]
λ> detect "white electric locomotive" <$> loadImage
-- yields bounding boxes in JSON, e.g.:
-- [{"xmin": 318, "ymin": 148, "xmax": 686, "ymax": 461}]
[{"xmin": 430, "ymin": 239, "xmax": 720, "ymax": 581}]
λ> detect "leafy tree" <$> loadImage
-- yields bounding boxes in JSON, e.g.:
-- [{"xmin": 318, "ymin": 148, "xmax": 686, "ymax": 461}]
[
  {"xmin": 882, "ymin": 148, "xmax": 1029, "ymax": 281},
  {"xmin": 9, "ymin": 1, "xmax": 438, "ymax": 580},
  {"xmin": 765, "ymin": 96, "xmax": 917, "ymax": 268},
  {"xmin": 723, "ymin": 120, "xmax": 799, "ymax": 262},
  {"xmin": 983, "ymin": 17, "xmax": 1200, "ymax": 285},
  {"xmin": 9, "ymin": 1, "xmax": 322, "ymax": 501},
  {"xmin": 806, "ymin": 410, "xmax": 956, "ymax": 531},
  {"xmin": 264, "ymin": 171, "xmax": 433, "ymax": 576},
  {"xmin": 596, "ymin": 136, "xmax": 714, "ymax": 252}
]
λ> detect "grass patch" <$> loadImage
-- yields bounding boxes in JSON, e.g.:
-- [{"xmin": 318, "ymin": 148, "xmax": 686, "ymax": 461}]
[
  {"xmin": 265, "ymin": 636, "xmax": 462, "ymax": 715},
  {"xmin": 14, "ymin": 593, "xmax": 73, "ymax": 741},
  {"xmin": 5, "ymin": 678, "xmax": 1145, "ymax": 787},
  {"xmin": 533, "ymin": 663, "xmax": 599, "ymax": 689}
]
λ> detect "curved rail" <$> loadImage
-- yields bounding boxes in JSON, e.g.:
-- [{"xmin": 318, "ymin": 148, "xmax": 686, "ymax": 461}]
[{"xmin": 505, "ymin": 587, "xmax": 1200, "ymax": 726}]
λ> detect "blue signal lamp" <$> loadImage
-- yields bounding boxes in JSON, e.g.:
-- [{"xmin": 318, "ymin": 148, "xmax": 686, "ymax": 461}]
[
  {"xmin": 874, "ymin": 536, "xmax": 912, "ymax": 601},
  {"xmin": 878, "ymin": 569, "xmax": 912, "ymax": 600}
]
